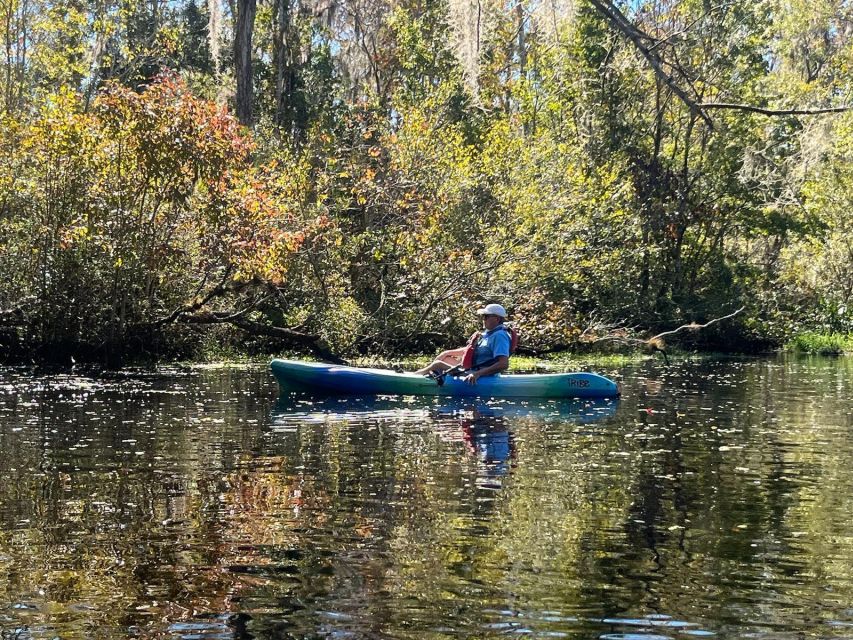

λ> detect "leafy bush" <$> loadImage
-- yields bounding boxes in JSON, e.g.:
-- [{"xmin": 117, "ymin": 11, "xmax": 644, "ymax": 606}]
[
  {"xmin": 786, "ymin": 332, "xmax": 853, "ymax": 356},
  {"xmin": 0, "ymin": 74, "xmax": 315, "ymax": 362}
]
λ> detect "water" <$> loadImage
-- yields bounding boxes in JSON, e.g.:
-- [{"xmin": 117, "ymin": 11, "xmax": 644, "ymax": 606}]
[{"xmin": 0, "ymin": 356, "xmax": 851, "ymax": 639}]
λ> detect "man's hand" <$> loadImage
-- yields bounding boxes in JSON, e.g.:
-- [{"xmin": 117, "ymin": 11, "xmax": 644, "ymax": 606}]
[{"xmin": 462, "ymin": 356, "xmax": 509, "ymax": 385}]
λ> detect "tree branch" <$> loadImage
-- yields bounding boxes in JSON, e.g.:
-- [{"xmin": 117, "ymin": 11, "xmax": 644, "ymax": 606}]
[
  {"xmin": 404, "ymin": 242, "xmax": 520, "ymax": 342},
  {"xmin": 526, "ymin": 307, "xmax": 747, "ymax": 363},
  {"xmin": 0, "ymin": 296, "xmax": 36, "ymax": 326},
  {"xmin": 699, "ymin": 102, "xmax": 853, "ymax": 116},
  {"xmin": 649, "ymin": 305, "xmax": 745, "ymax": 341},
  {"xmin": 648, "ymin": 3, "xmax": 734, "ymax": 52},
  {"xmin": 587, "ymin": 0, "xmax": 714, "ymax": 128},
  {"xmin": 156, "ymin": 267, "xmax": 235, "ymax": 326},
  {"xmin": 178, "ymin": 310, "xmax": 347, "ymax": 364},
  {"xmin": 589, "ymin": 0, "xmax": 851, "ymax": 126}
]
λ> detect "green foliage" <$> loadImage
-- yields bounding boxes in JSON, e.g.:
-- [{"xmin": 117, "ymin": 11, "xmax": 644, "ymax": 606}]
[
  {"xmin": 179, "ymin": 0, "xmax": 213, "ymax": 74},
  {"xmin": 388, "ymin": 3, "xmax": 463, "ymax": 108},
  {"xmin": 787, "ymin": 332, "xmax": 853, "ymax": 355},
  {"xmin": 0, "ymin": 74, "xmax": 315, "ymax": 361},
  {"xmin": 2, "ymin": 0, "xmax": 853, "ymax": 362}
]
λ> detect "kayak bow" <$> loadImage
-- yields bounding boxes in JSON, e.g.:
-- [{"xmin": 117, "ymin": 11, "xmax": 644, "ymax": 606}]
[{"xmin": 270, "ymin": 359, "xmax": 620, "ymax": 399}]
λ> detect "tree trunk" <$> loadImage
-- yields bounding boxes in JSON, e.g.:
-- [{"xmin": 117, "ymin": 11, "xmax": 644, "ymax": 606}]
[
  {"xmin": 234, "ymin": 0, "xmax": 256, "ymax": 126},
  {"xmin": 273, "ymin": 0, "xmax": 290, "ymax": 130},
  {"xmin": 208, "ymin": 0, "xmax": 222, "ymax": 74},
  {"xmin": 516, "ymin": 2, "xmax": 525, "ymax": 78},
  {"xmin": 3, "ymin": 1, "xmax": 10, "ymax": 113}
]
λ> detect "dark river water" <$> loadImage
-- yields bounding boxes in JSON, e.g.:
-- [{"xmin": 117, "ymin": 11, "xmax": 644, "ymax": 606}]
[{"xmin": 1, "ymin": 355, "xmax": 852, "ymax": 639}]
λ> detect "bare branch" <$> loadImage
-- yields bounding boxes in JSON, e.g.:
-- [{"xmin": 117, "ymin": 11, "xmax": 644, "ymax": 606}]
[
  {"xmin": 405, "ymin": 241, "xmax": 520, "ymax": 341},
  {"xmin": 151, "ymin": 270, "xmax": 347, "ymax": 363},
  {"xmin": 588, "ymin": 0, "xmax": 851, "ymax": 126},
  {"xmin": 587, "ymin": 0, "xmax": 714, "ymax": 128},
  {"xmin": 649, "ymin": 305, "xmax": 746, "ymax": 341},
  {"xmin": 178, "ymin": 310, "xmax": 347, "ymax": 364},
  {"xmin": 528, "ymin": 306, "xmax": 747, "ymax": 363},
  {"xmin": 156, "ymin": 267, "xmax": 236, "ymax": 326},
  {"xmin": 699, "ymin": 102, "xmax": 853, "ymax": 116}
]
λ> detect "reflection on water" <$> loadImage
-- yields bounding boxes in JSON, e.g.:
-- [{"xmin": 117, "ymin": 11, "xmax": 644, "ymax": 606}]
[{"xmin": 0, "ymin": 357, "xmax": 852, "ymax": 638}]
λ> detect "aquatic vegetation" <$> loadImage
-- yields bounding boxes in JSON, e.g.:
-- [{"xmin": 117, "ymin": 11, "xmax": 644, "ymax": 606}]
[{"xmin": 786, "ymin": 332, "xmax": 853, "ymax": 355}]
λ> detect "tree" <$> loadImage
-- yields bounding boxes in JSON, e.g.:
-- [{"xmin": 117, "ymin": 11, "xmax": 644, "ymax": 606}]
[
  {"xmin": 234, "ymin": 0, "xmax": 256, "ymax": 125},
  {"xmin": 0, "ymin": 74, "xmax": 335, "ymax": 361},
  {"xmin": 587, "ymin": 0, "xmax": 853, "ymax": 123}
]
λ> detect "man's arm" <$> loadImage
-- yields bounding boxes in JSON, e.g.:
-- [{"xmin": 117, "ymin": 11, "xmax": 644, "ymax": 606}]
[{"xmin": 464, "ymin": 356, "xmax": 509, "ymax": 384}]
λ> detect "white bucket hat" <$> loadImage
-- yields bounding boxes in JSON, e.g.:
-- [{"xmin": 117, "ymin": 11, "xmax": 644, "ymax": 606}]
[{"xmin": 476, "ymin": 303, "xmax": 507, "ymax": 318}]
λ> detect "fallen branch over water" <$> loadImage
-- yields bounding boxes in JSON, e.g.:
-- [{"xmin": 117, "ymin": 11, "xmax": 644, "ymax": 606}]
[
  {"xmin": 176, "ymin": 310, "xmax": 347, "ymax": 364},
  {"xmin": 589, "ymin": 306, "xmax": 747, "ymax": 363},
  {"xmin": 518, "ymin": 307, "xmax": 747, "ymax": 362},
  {"xmin": 650, "ymin": 306, "xmax": 747, "ymax": 341}
]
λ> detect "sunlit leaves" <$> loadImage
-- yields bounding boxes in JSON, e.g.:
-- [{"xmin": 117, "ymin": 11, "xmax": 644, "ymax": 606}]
[
  {"xmin": 0, "ymin": 75, "xmax": 313, "ymax": 357},
  {"xmin": 1, "ymin": 0, "xmax": 852, "ymax": 360}
]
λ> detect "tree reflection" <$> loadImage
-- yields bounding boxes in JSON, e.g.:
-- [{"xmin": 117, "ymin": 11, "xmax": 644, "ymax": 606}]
[{"xmin": 1, "ymin": 360, "xmax": 853, "ymax": 638}]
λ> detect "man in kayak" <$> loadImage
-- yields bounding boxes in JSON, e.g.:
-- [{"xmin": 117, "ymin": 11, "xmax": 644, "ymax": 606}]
[{"xmin": 415, "ymin": 303, "xmax": 512, "ymax": 384}]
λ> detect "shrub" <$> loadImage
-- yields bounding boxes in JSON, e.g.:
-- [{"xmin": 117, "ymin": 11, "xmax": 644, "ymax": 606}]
[{"xmin": 786, "ymin": 332, "xmax": 853, "ymax": 356}]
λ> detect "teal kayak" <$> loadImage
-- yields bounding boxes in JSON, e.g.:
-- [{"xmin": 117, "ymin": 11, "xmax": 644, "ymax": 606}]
[{"xmin": 271, "ymin": 359, "xmax": 620, "ymax": 399}]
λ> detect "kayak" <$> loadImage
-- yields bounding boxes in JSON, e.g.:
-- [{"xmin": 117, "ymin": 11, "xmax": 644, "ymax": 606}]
[{"xmin": 270, "ymin": 359, "xmax": 620, "ymax": 399}]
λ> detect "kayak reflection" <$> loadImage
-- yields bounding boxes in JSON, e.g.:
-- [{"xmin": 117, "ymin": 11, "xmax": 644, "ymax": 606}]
[
  {"xmin": 269, "ymin": 394, "xmax": 619, "ymax": 428},
  {"xmin": 269, "ymin": 395, "xmax": 618, "ymax": 492}
]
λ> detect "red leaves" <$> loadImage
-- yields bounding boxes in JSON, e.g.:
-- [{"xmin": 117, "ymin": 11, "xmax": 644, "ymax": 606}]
[
  {"xmin": 7, "ymin": 73, "xmax": 319, "ymax": 325},
  {"xmin": 95, "ymin": 72, "xmax": 253, "ymax": 186}
]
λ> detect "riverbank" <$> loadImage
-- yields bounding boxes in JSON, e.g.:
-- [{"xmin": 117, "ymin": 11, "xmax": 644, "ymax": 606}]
[
  {"xmin": 5, "ymin": 333, "xmax": 849, "ymax": 372},
  {"xmin": 183, "ymin": 349, "xmax": 735, "ymax": 372}
]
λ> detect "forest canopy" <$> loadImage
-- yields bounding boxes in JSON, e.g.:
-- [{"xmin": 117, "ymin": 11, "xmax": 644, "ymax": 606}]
[{"xmin": 1, "ymin": 0, "xmax": 852, "ymax": 363}]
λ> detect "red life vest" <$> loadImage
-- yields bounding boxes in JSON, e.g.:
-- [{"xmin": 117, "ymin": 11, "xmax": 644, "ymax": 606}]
[{"xmin": 461, "ymin": 324, "xmax": 518, "ymax": 370}]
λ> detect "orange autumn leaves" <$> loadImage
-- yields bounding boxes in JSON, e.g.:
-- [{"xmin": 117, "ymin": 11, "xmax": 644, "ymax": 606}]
[
  {"xmin": 0, "ymin": 73, "xmax": 326, "ymax": 356},
  {"xmin": 19, "ymin": 74, "xmax": 314, "ymax": 290}
]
